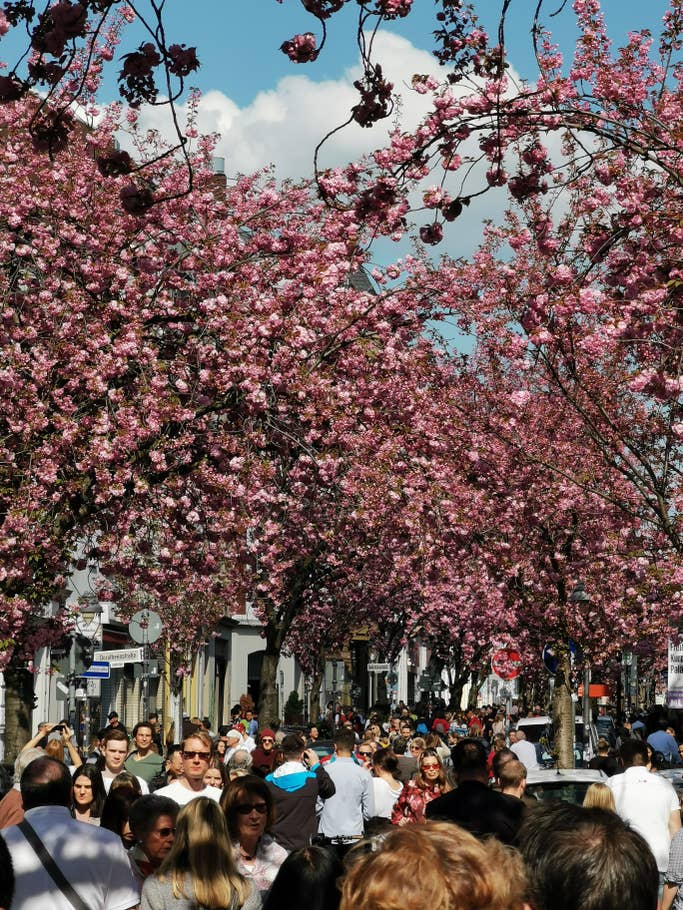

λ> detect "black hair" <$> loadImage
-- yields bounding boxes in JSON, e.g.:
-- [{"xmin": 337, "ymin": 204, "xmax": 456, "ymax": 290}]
[
  {"xmin": 0, "ymin": 834, "xmax": 14, "ymax": 910},
  {"xmin": 517, "ymin": 802, "xmax": 658, "ymax": 910},
  {"xmin": 100, "ymin": 787, "xmax": 139, "ymax": 845},
  {"xmin": 450, "ymin": 738, "xmax": 488, "ymax": 775},
  {"xmin": 391, "ymin": 736, "xmax": 407, "ymax": 755},
  {"xmin": 263, "ymin": 846, "xmax": 343, "ymax": 910},
  {"xmin": 71, "ymin": 764, "xmax": 107, "ymax": 819},
  {"xmin": 620, "ymin": 738, "xmax": 649, "ymax": 767},
  {"xmin": 333, "ymin": 730, "xmax": 356, "ymax": 754},
  {"xmin": 128, "ymin": 794, "xmax": 178, "ymax": 838}
]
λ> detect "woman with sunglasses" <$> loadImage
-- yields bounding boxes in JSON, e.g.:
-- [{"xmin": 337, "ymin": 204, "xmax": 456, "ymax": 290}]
[
  {"xmin": 128, "ymin": 794, "xmax": 179, "ymax": 892},
  {"xmin": 221, "ymin": 775, "xmax": 287, "ymax": 896},
  {"xmin": 251, "ymin": 729, "xmax": 279, "ymax": 778},
  {"xmin": 141, "ymin": 797, "xmax": 260, "ymax": 910},
  {"xmin": 390, "ymin": 748, "xmax": 452, "ymax": 826},
  {"xmin": 407, "ymin": 736, "xmax": 426, "ymax": 762}
]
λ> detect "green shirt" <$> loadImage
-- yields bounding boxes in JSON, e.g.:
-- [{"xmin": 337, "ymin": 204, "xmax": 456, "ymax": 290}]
[{"xmin": 124, "ymin": 750, "xmax": 164, "ymax": 784}]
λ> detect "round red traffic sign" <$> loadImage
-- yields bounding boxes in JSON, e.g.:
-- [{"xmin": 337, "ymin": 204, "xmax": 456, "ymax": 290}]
[{"xmin": 491, "ymin": 648, "xmax": 522, "ymax": 680}]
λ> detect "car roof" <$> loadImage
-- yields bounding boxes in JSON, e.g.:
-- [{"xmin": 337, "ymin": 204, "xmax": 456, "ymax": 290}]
[{"xmin": 525, "ymin": 768, "xmax": 608, "ymax": 785}]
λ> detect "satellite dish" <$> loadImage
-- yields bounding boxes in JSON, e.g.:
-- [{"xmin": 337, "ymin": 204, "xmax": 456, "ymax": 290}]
[{"xmin": 129, "ymin": 609, "xmax": 163, "ymax": 645}]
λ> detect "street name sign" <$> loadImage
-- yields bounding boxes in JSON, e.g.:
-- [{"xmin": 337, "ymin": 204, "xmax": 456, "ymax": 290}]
[
  {"xmin": 81, "ymin": 661, "xmax": 110, "ymax": 679},
  {"xmin": 94, "ymin": 647, "xmax": 144, "ymax": 668}
]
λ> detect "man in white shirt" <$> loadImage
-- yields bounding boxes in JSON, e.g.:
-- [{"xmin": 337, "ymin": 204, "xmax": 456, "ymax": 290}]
[
  {"xmin": 100, "ymin": 730, "xmax": 149, "ymax": 794},
  {"xmin": 1, "ymin": 756, "xmax": 139, "ymax": 910},
  {"xmin": 154, "ymin": 732, "xmax": 221, "ymax": 805},
  {"xmin": 510, "ymin": 730, "xmax": 539, "ymax": 771},
  {"xmin": 607, "ymin": 738, "xmax": 681, "ymax": 874}
]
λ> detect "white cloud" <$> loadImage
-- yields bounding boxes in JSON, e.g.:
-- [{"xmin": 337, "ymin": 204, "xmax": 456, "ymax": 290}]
[
  {"xmin": 116, "ymin": 31, "xmax": 576, "ymax": 268},
  {"xmin": 118, "ymin": 31, "xmax": 443, "ymax": 178}
]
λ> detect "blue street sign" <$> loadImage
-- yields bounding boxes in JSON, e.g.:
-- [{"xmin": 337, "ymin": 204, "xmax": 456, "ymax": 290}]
[
  {"xmin": 80, "ymin": 661, "xmax": 110, "ymax": 680},
  {"xmin": 542, "ymin": 640, "xmax": 580, "ymax": 675}
]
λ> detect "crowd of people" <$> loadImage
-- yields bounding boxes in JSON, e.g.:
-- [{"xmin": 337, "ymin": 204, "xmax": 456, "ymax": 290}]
[{"xmin": 0, "ymin": 700, "xmax": 680, "ymax": 910}]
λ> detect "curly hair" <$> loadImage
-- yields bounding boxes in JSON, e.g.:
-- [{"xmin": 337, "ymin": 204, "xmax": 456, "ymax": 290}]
[{"xmin": 340, "ymin": 821, "xmax": 527, "ymax": 910}]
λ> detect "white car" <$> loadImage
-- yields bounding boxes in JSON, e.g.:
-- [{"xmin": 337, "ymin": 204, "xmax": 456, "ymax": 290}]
[{"xmin": 525, "ymin": 768, "xmax": 608, "ymax": 805}]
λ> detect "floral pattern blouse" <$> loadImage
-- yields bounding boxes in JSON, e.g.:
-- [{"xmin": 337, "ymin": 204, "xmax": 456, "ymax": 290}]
[
  {"xmin": 390, "ymin": 780, "xmax": 443, "ymax": 825},
  {"xmin": 233, "ymin": 833, "xmax": 288, "ymax": 894}
]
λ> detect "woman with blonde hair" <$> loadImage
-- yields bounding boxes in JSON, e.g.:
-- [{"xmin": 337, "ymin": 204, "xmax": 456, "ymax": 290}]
[
  {"xmin": 340, "ymin": 821, "xmax": 527, "ymax": 910},
  {"xmin": 141, "ymin": 797, "xmax": 260, "ymax": 910},
  {"xmin": 582, "ymin": 782, "xmax": 616, "ymax": 811},
  {"xmin": 391, "ymin": 749, "xmax": 451, "ymax": 826}
]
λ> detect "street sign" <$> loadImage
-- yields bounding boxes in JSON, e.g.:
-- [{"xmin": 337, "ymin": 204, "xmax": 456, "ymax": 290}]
[
  {"xmin": 542, "ymin": 643, "xmax": 558, "ymax": 675},
  {"xmin": 367, "ymin": 662, "xmax": 390, "ymax": 672},
  {"xmin": 55, "ymin": 679, "xmax": 69, "ymax": 701},
  {"xmin": 80, "ymin": 661, "xmax": 110, "ymax": 680},
  {"xmin": 94, "ymin": 647, "xmax": 144, "ymax": 667},
  {"xmin": 129, "ymin": 609, "xmax": 163, "ymax": 645},
  {"xmin": 491, "ymin": 648, "xmax": 522, "ymax": 680},
  {"xmin": 542, "ymin": 640, "xmax": 579, "ymax": 675}
]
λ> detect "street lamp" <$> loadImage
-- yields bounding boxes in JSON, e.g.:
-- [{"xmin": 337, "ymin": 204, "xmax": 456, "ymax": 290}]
[{"xmin": 569, "ymin": 582, "xmax": 591, "ymax": 765}]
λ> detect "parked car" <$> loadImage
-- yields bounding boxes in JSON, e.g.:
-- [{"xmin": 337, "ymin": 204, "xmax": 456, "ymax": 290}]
[
  {"xmin": 308, "ymin": 740, "xmax": 335, "ymax": 762},
  {"xmin": 525, "ymin": 768, "xmax": 608, "ymax": 805},
  {"xmin": 659, "ymin": 768, "xmax": 683, "ymax": 802},
  {"xmin": 515, "ymin": 715, "xmax": 598, "ymax": 766}
]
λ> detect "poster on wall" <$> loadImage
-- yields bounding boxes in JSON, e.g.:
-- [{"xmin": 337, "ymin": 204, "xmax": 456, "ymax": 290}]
[{"xmin": 667, "ymin": 640, "xmax": 683, "ymax": 708}]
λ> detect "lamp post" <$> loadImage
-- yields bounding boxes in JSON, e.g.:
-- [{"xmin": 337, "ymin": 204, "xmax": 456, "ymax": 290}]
[
  {"xmin": 570, "ymin": 582, "xmax": 592, "ymax": 766},
  {"xmin": 71, "ymin": 596, "xmax": 103, "ymax": 749}
]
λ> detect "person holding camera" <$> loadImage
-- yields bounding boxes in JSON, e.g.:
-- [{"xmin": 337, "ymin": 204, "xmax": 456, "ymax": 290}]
[
  {"xmin": 19, "ymin": 722, "xmax": 82, "ymax": 770},
  {"xmin": 265, "ymin": 733, "xmax": 335, "ymax": 852}
]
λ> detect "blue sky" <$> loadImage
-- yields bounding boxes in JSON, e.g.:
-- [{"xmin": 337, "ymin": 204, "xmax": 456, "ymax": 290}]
[{"xmin": 126, "ymin": 1, "xmax": 668, "ymax": 107}]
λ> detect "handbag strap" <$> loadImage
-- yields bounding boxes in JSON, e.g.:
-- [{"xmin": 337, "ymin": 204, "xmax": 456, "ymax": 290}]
[{"xmin": 18, "ymin": 819, "xmax": 91, "ymax": 910}]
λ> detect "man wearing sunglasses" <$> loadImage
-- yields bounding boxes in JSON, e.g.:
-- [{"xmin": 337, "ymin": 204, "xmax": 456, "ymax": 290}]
[{"xmin": 154, "ymin": 732, "xmax": 221, "ymax": 805}]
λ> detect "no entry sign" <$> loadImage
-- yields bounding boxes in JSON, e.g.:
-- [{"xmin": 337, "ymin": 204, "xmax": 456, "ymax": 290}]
[{"xmin": 491, "ymin": 648, "xmax": 522, "ymax": 680}]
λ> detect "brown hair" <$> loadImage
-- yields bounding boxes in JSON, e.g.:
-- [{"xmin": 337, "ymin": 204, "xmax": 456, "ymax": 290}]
[
  {"xmin": 498, "ymin": 759, "xmax": 527, "ymax": 791},
  {"xmin": 102, "ymin": 728, "xmax": 129, "ymax": 746},
  {"xmin": 220, "ymin": 774, "xmax": 275, "ymax": 838},
  {"xmin": 415, "ymin": 749, "xmax": 451, "ymax": 793},
  {"xmin": 340, "ymin": 821, "xmax": 527, "ymax": 910}
]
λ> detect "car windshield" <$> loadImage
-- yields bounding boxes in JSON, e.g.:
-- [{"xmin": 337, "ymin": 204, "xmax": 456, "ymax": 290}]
[{"xmin": 526, "ymin": 781, "xmax": 592, "ymax": 805}]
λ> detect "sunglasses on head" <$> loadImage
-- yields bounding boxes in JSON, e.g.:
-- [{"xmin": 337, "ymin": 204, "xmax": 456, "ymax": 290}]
[
  {"xmin": 182, "ymin": 750, "xmax": 211, "ymax": 760},
  {"xmin": 235, "ymin": 802, "xmax": 268, "ymax": 815}
]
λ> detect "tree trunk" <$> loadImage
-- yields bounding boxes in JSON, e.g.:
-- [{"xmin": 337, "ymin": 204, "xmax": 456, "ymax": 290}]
[
  {"xmin": 551, "ymin": 649, "xmax": 574, "ymax": 768},
  {"xmin": 467, "ymin": 671, "xmax": 483, "ymax": 710},
  {"xmin": 258, "ymin": 647, "xmax": 281, "ymax": 728},
  {"xmin": 449, "ymin": 681, "xmax": 464, "ymax": 711},
  {"xmin": 309, "ymin": 668, "xmax": 323, "ymax": 723},
  {"xmin": 3, "ymin": 663, "xmax": 34, "ymax": 764}
]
